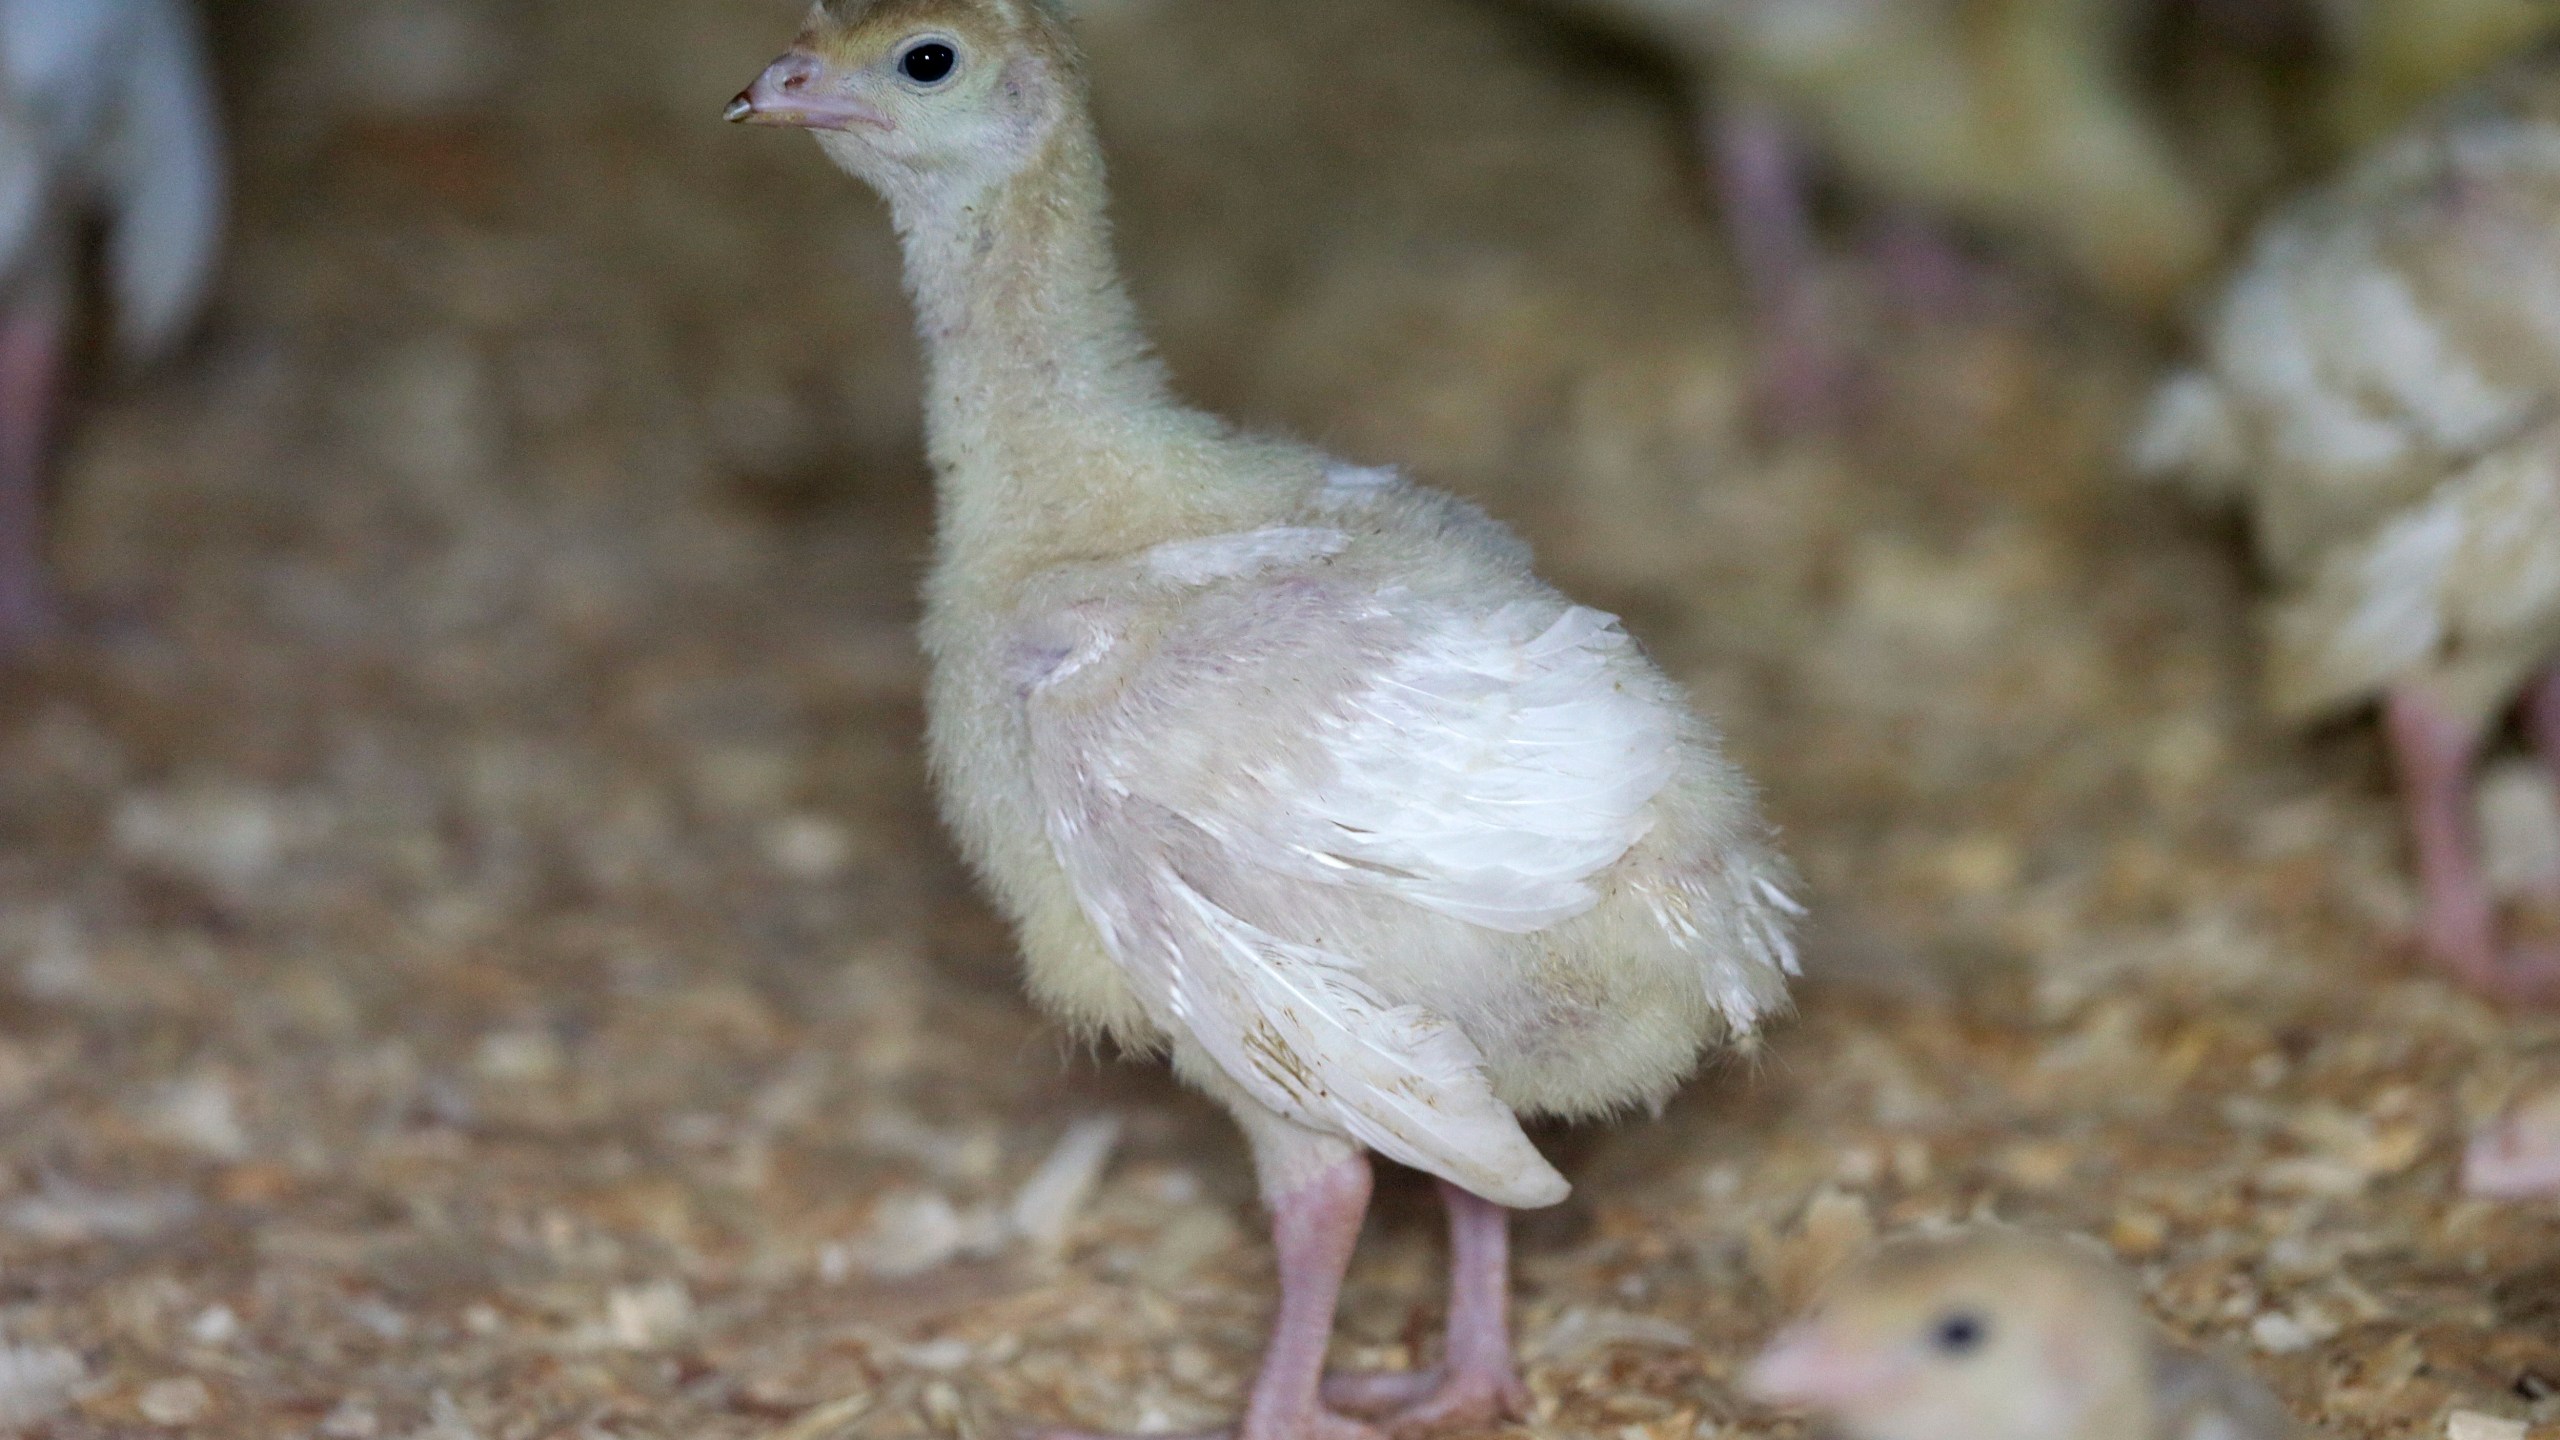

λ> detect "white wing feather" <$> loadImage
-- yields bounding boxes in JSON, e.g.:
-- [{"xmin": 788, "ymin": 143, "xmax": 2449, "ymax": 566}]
[
  {"xmin": 1034, "ymin": 785, "xmax": 1570, "ymax": 1206},
  {"xmin": 101, "ymin": 0, "xmax": 223, "ymax": 358},
  {"xmin": 0, "ymin": 0, "xmax": 123, "ymax": 105},
  {"xmin": 1159, "ymin": 866, "xmax": 1567, "ymax": 1205},
  {"xmin": 0, "ymin": 0, "xmax": 114, "ymax": 281},
  {"xmin": 0, "ymin": 109, "xmax": 43, "ymax": 275},
  {"xmin": 1267, "ymin": 603, "xmax": 1677, "ymax": 932},
  {"xmin": 0, "ymin": 0, "xmax": 220, "ymax": 357},
  {"xmin": 1021, "ymin": 527, "xmax": 1691, "ymax": 1205},
  {"xmin": 2271, "ymin": 427, "xmax": 2560, "ymax": 717}
]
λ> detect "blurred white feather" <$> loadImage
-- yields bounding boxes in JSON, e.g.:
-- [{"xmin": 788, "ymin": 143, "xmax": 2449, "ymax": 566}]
[
  {"xmin": 0, "ymin": 1343, "xmax": 82, "ymax": 1427},
  {"xmin": 0, "ymin": 0, "xmax": 222, "ymax": 356}
]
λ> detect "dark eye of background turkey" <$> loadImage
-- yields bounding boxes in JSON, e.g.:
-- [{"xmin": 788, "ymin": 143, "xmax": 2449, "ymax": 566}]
[
  {"xmin": 901, "ymin": 42, "xmax": 957, "ymax": 84},
  {"xmin": 1930, "ymin": 1311, "xmax": 1989, "ymax": 1357}
]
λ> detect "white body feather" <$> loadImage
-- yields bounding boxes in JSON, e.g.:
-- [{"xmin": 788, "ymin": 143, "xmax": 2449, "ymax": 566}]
[
  {"xmin": 0, "ymin": 0, "xmax": 222, "ymax": 353},
  {"xmin": 2134, "ymin": 61, "xmax": 2560, "ymax": 728}
]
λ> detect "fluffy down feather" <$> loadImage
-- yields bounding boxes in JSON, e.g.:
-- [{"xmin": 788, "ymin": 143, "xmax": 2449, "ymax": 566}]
[{"xmin": 1254, "ymin": 601, "xmax": 1679, "ymax": 934}]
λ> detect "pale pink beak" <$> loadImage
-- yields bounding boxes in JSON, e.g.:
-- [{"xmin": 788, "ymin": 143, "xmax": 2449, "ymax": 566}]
[
  {"xmin": 2466, "ymin": 1109, "xmax": 2560, "ymax": 1198},
  {"xmin": 1744, "ymin": 1323, "xmax": 1904, "ymax": 1411},
  {"xmin": 725, "ymin": 48, "xmax": 890, "ymax": 131}
]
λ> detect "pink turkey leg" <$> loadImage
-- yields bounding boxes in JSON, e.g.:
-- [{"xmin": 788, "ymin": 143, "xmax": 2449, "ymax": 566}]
[
  {"xmin": 1865, "ymin": 210, "xmax": 2012, "ymax": 321},
  {"xmin": 1710, "ymin": 99, "xmax": 1853, "ymax": 431},
  {"xmin": 2387, "ymin": 684, "xmax": 2560, "ymax": 1001},
  {"xmin": 0, "ymin": 303, "xmax": 62, "ymax": 647},
  {"xmin": 2524, "ymin": 666, "xmax": 2560, "ymax": 907},
  {"xmin": 1324, "ymin": 1181, "xmax": 1529, "ymax": 1434},
  {"xmin": 1037, "ymin": 1158, "xmax": 1382, "ymax": 1440}
]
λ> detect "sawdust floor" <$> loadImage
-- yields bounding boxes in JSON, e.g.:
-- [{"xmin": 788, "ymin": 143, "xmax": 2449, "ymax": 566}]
[{"xmin": 1, "ymin": 0, "xmax": 2554, "ymax": 1435}]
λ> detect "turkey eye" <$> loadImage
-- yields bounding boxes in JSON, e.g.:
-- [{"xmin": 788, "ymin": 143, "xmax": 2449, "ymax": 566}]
[
  {"xmin": 1930, "ymin": 1311, "xmax": 1989, "ymax": 1356},
  {"xmin": 900, "ymin": 42, "xmax": 957, "ymax": 84}
]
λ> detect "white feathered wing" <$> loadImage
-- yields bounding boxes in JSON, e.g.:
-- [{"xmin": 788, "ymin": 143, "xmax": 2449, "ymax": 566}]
[{"xmin": 1022, "ymin": 528, "xmax": 1695, "ymax": 1208}]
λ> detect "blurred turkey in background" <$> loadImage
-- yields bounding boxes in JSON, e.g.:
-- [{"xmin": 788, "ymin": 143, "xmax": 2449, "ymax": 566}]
[{"xmin": 2135, "ymin": 52, "xmax": 2560, "ymax": 1003}]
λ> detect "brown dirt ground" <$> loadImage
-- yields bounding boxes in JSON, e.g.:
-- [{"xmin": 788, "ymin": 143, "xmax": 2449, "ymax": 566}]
[{"xmin": 1, "ymin": 0, "xmax": 2554, "ymax": 1435}]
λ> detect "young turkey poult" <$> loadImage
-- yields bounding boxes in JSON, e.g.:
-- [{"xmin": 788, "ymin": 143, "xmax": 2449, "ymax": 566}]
[
  {"xmin": 1746, "ymin": 1229, "xmax": 2299, "ymax": 1440},
  {"xmin": 0, "ymin": 0, "xmax": 225, "ymax": 645},
  {"xmin": 726, "ymin": 3, "xmax": 1801, "ymax": 1436},
  {"xmin": 1528, "ymin": 0, "xmax": 2224, "ymax": 422},
  {"xmin": 2134, "ymin": 58, "xmax": 2560, "ymax": 1003}
]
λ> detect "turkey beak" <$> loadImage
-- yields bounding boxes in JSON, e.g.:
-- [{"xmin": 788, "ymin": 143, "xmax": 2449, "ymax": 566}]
[
  {"xmin": 726, "ymin": 48, "xmax": 889, "ymax": 131},
  {"xmin": 1743, "ymin": 1323, "xmax": 1902, "ymax": 1411}
]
